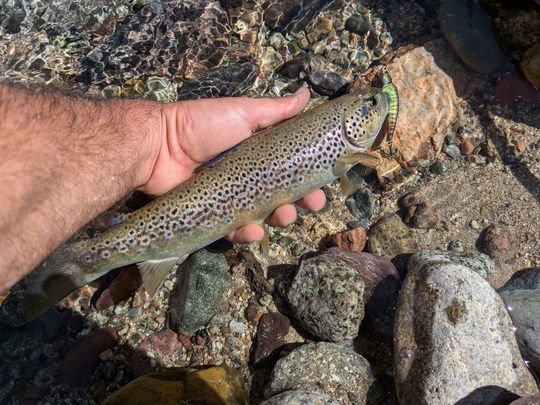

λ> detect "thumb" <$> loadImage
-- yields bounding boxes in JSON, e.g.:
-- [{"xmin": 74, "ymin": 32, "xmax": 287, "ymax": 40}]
[{"xmin": 237, "ymin": 87, "xmax": 311, "ymax": 131}]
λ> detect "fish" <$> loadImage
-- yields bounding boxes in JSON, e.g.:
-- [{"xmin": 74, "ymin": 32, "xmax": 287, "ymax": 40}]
[{"xmin": 23, "ymin": 79, "xmax": 396, "ymax": 322}]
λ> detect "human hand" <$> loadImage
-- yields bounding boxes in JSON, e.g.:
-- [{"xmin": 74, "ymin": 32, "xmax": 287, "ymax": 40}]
[{"xmin": 136, "ymin": 88, "xmax": 326, "ymax": 244}]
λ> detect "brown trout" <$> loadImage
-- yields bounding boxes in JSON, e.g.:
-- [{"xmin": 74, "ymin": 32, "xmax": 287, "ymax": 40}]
[{"xmin": 24, "ymin": 83, "xmax": 395, "ymax": 321}]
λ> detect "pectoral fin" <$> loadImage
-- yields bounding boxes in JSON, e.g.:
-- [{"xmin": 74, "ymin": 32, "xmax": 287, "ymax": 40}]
[
  {"xmin": 137, "ymin": 257, "xmax": 182, "ymax": 297},
  {"xmin": 334, "ymin": 151, "xmax": 382, "ymax": 177}
]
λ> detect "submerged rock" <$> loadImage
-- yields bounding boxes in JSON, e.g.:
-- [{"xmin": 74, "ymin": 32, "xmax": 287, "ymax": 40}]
[
  {"xmin": 103, "ymin": 366, "xmax": 249, "ymax": 405},
  {"xmin": 394, "ymin": 260, "xmax": 537, "ymax": 404}
]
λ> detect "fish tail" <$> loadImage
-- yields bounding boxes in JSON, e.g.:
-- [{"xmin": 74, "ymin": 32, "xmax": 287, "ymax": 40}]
[{"xmin": 24, "ymin": 245, "xmax": 91, "ymax": 322}]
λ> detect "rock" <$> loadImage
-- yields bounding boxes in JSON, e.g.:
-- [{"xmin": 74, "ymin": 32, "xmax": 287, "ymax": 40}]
[
  {"xmin": 367, "ymin": 213, "xmax": 422, "ymax": 259},
  {"xmin": 331, "ymin": 226, "xmax": 367, "ymax": 252},
  {"xmin": 132, "ymin": 329, "xmax": 186, "ymax": 377},
  {"xmin": 482, "ymin": 224, "xmax": 512, "ymax": 259},
  {"xmin": 253, "ymin": 313, "xmax": 290, "ymax": 367},
  {"xmin": 411, "ymin": 201, "xmax": 439, "ymax": 229},
  {"xmin": 345, "ymin": 188, "xmax": 375, "ymax": 222},
  {"xmin": 394, "ymin": 261, "xmax": 537, "ymax": 404},
  {"xmin": 169, "ymin": 248, "xmax": 229, "ymax": 335},
  {"xmin": 439, "ymin": 0, "xmax": 510, "ymax": 74},
  {"xmin": 429, "ymin": 161, "xmax": 446, "ymax": 175},
  {"xmin": 59, "ymin": 327, "xmax": 118, "ymax": 387},
  {"xmin": 103, "ymin": 366, "xmax": 249, "ymax": 405},
  {"xmin": 460, "ymin": 139, "xmax": 475, "ymax": 155},
  {"xmin": 444, "ymin": 144, "xmax": 461, "ymax": 159},
  {"xmin": 322, "ymin": 248, "xmax": 400, "ymax": 304},
  {"xmin": 400, "ymin": 191, "xmax": 422, "ymax": 208},
  {"xmin": 498, "ymin": 268, "xmax": 540, "ymax": 376},
  {"xmin": 259, "ymin": 389, "xmax": 340, "ymax": 404},
  {"xmin": 95, "ymin": 266, "xmax": 142, "ymax": 310},
  {"xmin": 521, "ymin": 43, "xmax": 540, "ymax": 88},
  {"xmin": 280, "ymin": 255, "xmax": 365, "ymax": 342},
  {"xmin": 322, "ymin": 248, "xmax": 401, "ymax": 340},
  {"xmin": 265, "ymin": 342, "xmax": 383, "ymax": 404},
  {"xmin": 509, "ymin": 392, "xmax": 540, "ymax": 405},
  {"xmin": 409, "ymin": 249, "xmax": 495, "ymax": 279},
  {"xmin": 375, "ymin": 39, "xmax": 461, "ymax": 168}
]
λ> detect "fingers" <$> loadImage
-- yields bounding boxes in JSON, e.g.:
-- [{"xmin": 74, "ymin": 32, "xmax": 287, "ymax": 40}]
[
  {"xmin": 226, "ymin": 188, "xmax": 327, "ymax": 244},
  {"xmin": 242, "ymin": 87, "xmax": 311, "ymax": 130},
  {"xmin": 294, "ymin": 189, "xmax": 327, "ymax": 212},
  {"xmin": 226, "ymin": 223, "xmax": 265, "ymax": 244}
]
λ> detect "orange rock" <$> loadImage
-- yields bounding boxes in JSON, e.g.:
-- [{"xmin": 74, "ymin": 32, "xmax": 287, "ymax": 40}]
[{"xmin": 332, "ymin": 226, "xmax": 367, "ymax": 252}]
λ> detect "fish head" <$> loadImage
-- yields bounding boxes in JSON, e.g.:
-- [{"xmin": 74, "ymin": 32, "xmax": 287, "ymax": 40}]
[{"xmin": 341, "ymin": 88, "xmax": 390, "ymax": 152}]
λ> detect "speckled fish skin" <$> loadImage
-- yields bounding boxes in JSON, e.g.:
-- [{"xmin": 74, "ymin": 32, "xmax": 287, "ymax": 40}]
[{"xmin": 24, "ymin": 87, "xmax": 391, "ymax": 321}]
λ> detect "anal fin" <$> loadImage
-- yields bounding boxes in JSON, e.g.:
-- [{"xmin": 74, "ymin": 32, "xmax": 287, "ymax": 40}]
[{"xmin": 137, "ymin": 257, "xmax": 182, "ymax": 297}]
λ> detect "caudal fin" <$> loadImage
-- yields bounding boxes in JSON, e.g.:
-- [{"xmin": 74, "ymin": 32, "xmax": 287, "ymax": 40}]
[{"xmin": 24, "ymin": 246, "xmax": 87, "ymax": 322}]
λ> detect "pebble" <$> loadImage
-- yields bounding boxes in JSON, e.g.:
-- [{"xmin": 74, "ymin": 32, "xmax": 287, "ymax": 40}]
[
  {"xmin": 367, "ymin": 213, "xmax": 422, "ymax": 259},
  {"xmin": 331, "ymin": 226, "xmax": 367, "ymax": 252},
  {"xmin": 469, "ymin": 219, "xmax": 480, "ymax": 229},
  {"xmin": 253, "ymin": 313, "xmax": 290, "ymax": 367},
  {"xmin": 439, "ymin": 0, "xmax": 509, "ymax": 74},
  {"xmin": 400, "ymin": 191, "xmax": 422, "ymax": 208},
  {"xmin": 169, "ymin": 248, "xmax": 229, "ymax": 335},
  {"xmin": 411, "ymin": 201, "xmax": 439, "ymax": 229},
  {"xmin": 460, "ymin": 139, "xmax": 475, "ymax": 155},
  {"xmin": 394, "ymin": 260, "xmax": 537, "ymax": 404},
  {"xmin": 498, "ymin": 268, "xmax": 540, "ymax": 377},
  {"xmin": 409, "ymin": 249, "xmax": 495, "ymax": 279},
  {"xmin": 264, "ymin": 342, "xmax": 383, "ymax": 404},
  {"xmin": 280, "ymin": 255, "xmax": 365, "ymax": 342},
  {"xmin": 428, "ymin": 161, "xmax": 446, "ymax": 175},
  {"xmin": 132, "ymin": 329, "xmax": 185, "ymax": 377},
  {"xmin": 103, "ymin": 366, "xmax": 249, "ymax": 405},
  {"xmin": 444, "ymin": 144, "xmax": 461, "ymax": 159},
  {"xmin": 229, "ymin": 320, "xmax": 248, "ymax": 335},
  {"xmin": 322, "ymin": 248, "xmax": 401, "ymax": 339},
  {"xmin": 482, "ymin": 224, "xmax": 512, "ymax": 259},
  {"xmin": 259, "ymin": 389, "xmax": 341, "ymax": 404},
  {"xmin": 345, "ymin": 188, "xmax": 375, "ymax": 222},
  {"xmin": 58, "ymin": 327, "xmax": 118, "ymax": 387}
]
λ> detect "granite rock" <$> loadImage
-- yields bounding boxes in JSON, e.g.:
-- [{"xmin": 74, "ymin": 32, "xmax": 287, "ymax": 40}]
[
  {"xmin": 395, "ymin": 261, "xmax": 537, "ymax": 404},
  {"xmin": 280, "ymin": 255, "xmax": 364, "ymax": 342},
  {"xmin": 265, "ymin": 342, "xmax": 383, "ymax": 404},
  {"xmin": 498, "ymin": 268, "xmax": 540, "ymax": 376},
  {"xmin": 409, "ymin": 249, "xmax": 495, "ymax": 279},
  {"xmin": 169, "ymin": 248, "xmax": 229, "ymax": 335},
  {"xmin": 259, "ymin": 389, "xmax": 340, "ymax": 404}
]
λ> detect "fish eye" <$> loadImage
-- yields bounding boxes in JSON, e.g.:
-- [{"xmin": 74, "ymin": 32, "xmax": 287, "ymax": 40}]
[{"xmin": 371, "ymin": 96, "xmax": 378, "ymax": 106}]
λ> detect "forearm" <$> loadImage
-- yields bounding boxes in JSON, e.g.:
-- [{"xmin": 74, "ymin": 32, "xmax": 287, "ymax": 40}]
[{"xmin": 0, "ymin": 83, "xmax": 161, "ymax": 290}]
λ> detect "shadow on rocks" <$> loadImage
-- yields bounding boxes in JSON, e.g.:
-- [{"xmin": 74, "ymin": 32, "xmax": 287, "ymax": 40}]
[{"xmin": 453, "ymin": 386, "xmax": 520, "ymax": 405}]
